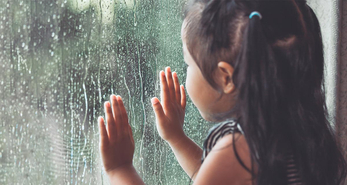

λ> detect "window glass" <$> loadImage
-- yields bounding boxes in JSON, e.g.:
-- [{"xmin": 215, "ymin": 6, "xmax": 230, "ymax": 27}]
[{"xmin": 0, "ymin": 0, "xmax": 210, "ymax": 184}]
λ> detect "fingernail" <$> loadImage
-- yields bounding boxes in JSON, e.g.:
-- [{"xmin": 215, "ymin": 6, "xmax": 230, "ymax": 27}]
[
  {"xmin": 151, "ymin": 98, "xmax": 159, "ymax": 105},
  {"xmin": 104, "ymin": 101, "xmax": 110, "ymax": 107},
  {"xmin": 98, "ymin": 116, "xmax": 103, "ymax": 122}
]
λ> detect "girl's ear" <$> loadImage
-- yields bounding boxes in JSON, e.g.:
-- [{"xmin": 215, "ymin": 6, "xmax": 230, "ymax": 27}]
[{"xmin": 215, "ymin": 61, "xmax": 235, "ymax": 94}]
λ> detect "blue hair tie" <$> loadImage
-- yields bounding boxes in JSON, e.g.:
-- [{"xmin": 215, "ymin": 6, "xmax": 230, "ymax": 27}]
[{"xmin": 249, "ymin": 11, "xmax": 262, "ymax": 20}]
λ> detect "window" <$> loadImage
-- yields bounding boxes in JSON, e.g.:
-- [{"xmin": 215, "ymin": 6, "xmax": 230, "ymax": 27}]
[{"xmin": 0, "ymin": 0, "xmax": 210, "ymax": 184}]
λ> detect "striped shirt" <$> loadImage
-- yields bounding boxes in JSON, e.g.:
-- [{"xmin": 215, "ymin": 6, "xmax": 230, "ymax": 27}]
[{"xmin": 201, "ymin": 119, "xmax": 303, "ymax": 185}]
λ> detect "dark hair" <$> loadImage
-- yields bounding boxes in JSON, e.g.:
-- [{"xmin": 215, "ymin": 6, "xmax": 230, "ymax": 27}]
[{"xmin": 183, "ymin": 0, "xmax": 347, "ymax": 184}]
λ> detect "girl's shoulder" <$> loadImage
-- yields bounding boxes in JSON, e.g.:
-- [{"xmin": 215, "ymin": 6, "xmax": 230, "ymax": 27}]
[
  {"xmin": 194, "ymin": 119, "xmax": 254, "ymax": 185},
  {"xmin": 202, "ymin": 119, "xmax": 244, "ymax": 163}
]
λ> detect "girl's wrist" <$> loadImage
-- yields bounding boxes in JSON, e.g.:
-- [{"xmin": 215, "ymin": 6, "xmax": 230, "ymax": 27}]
[
  {"xmin": 167, "ymin": 132, "xmax": 189, "ymax": 147},
  {"xmin": 106, "ymin": 164, "xmax": 134, "ymax": 177},
  {"xmin": 106, "ymin": 164, "xmax": 145, "ymax": 185}
]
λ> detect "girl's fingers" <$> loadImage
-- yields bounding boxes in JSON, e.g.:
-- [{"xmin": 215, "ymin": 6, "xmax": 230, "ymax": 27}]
[
  {"xmin": 98, "ymin": 117, "xmax": 109, "ymax": 145},
  {"xmin": 111, "ymin": 95, "xmax": 123, "ymax": 132},
  {"xmin": 105, "ymin": 102, "xmax": 116, "ymax": 140},
  {"xmin": 117, "ymin": 96, "xmax": 129, "ymax": 129},
  {"xmin": 160, "ymin": 70, "xmax": 170, "ymax": 107},
  {"xmin": 151, "ymin": 97, "xmax": 166, "ymax": 121},
  {"xmin": 173, "ymin": 72, "xmax": 181, "ymax": 105},
  {"xmin": 116, "ymin": 96, "xmax": 133, "ymax": 143},
  {"xmin": 180, "ymin": 85, "xmax": 186, "ymax": 110},
  {"xmin": 165, "ymin": 67, "xmax": 176, "ymax": 102},
  {"xmin": 128, "ymin": 124, "xmax": 134, "ymax": 145}
]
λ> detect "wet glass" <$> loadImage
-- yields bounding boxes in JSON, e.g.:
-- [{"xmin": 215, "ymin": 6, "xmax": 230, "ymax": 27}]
[{"xmin": 0, "ymin": 0, "xmax": 210, "ymax": 184}]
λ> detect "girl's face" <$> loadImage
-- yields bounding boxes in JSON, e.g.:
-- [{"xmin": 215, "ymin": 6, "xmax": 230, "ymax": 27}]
[
  {"xmin": 182, "ymin": 36, "xmax": 220, "ymax": 121},
  {"xmin": 181, "ymin": 21, "xmax": 237, "ymax": 122}
]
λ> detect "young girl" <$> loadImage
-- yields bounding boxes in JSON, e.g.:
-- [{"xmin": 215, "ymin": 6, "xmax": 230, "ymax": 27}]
[{"xmin": 98, "ymin": 0, "xmax": 347, "ymax": 184}]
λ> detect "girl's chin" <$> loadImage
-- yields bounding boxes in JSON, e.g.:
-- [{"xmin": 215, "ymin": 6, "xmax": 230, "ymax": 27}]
[
  {"xmin": 199, "ymin": 110, "xmax": 220, "ymax": 123},
  {"xmin": 199, "ymin": 109, "xmax": 239, "ymax": 123}
]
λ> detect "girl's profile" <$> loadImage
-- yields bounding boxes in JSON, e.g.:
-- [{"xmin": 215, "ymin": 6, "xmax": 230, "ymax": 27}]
[{"xmin": 98, "ymin": 0, "xmax": 347, "ymax": 184}]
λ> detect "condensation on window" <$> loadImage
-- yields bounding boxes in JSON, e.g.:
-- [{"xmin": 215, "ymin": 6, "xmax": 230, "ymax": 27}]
[{"xmin": 0, "ymin": 0, "xmax": 210, "ymax": 184}]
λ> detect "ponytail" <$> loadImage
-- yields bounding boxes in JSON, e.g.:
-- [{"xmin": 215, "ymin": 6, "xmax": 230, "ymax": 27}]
[{"xmin": 233, "ymin": 10, "xmax": 290, "ymax": 184}]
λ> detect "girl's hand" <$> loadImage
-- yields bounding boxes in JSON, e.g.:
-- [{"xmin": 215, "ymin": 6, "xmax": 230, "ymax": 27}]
[
  {"xmin": 98, "ymin": 95, "xmax": 135, "ymax": 175},
  {"xmin": 151, "ymin": 67, "xmax": 187, "ymax": 144}
]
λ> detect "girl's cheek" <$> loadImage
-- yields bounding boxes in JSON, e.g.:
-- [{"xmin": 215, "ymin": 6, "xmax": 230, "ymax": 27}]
[
  {"xmin": 186, "ymin": 67, "xmax": 194, "ymax": 99},
  {"xmin": 185, "ymin": 67, "xmax": 197, "ymax": 107},
  {"xmin": 185, "ymin": 68, "xmax": 191, "ymax": 98}
]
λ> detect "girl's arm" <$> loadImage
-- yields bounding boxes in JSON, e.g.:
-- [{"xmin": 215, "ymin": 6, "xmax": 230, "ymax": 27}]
[
  {"xmin": 167, "ymin": 134, "xmax": 203, "ymax": 180},
  {"xmin": 106, "ymin": 165, "xmax": 144, "ymax": 185},
  {"xmin": 151, "ymin": 67, "xmax": 202, "ymax": 180},
  {"xmin": 98, "ymin": 95, "xmax": 144, "ymax": 185}
]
